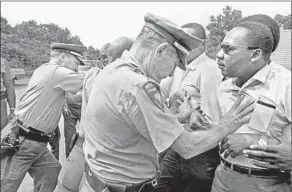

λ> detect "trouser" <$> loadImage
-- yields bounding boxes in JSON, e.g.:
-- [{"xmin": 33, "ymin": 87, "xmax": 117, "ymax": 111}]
[
  {"xmin": 49, "ymin": 126, "xmax": 61, "ymax": 160},
  {"xmin": 211, "ymin": 163, "xmax": 291, "ymax": 192},
  {"xmin": 1, "ymin": 98, "xmax": 8, "ymax": 130},
  {"xmin": 160, "ymin": 147, "xmax": 220, "ymax": 192},
  {"xmin": 79, "ymin": 175, "xmax": 173, "ymax": 192},
  {"xmin": 54, "ymin": 136, "xmax": 85, "ymax": 192},
  {"xmin": 62, "ymin": 104, "xmax": 81, "ymax": 158},
  {"xmin": 1, "ymin": 138, "xmax": 62, "ymax": 192},
  {"xmin": 79, "ymin": 164, "xmax": 173, "ymax": 192}
]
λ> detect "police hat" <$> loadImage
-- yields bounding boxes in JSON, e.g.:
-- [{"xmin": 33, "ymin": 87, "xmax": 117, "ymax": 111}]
[
  {"xmin": 51, "ymin": 43, "xmax": 87, "ymax": 66},
  {"xmin": 144, "ymin": 13, "xmax": 204, "ymax": 70}
]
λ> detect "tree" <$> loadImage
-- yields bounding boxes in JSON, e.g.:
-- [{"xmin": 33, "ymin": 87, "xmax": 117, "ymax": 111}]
[
  {"xmin": 1, "ymin": 18, "xmax": 87, "ymax": 73},
  {"xmin": 1, "ymin": 16, "xmax": 12, "ymax": 34},
  {"xmin": 274, "ymin": 14, "xmax": 291, "ymax": 29},
  {"xmin": 205, "ymin": 5, "xmax": 243, "ymax": 59},
  {"xmin": 85, "ymin": 45, "xmax": 100, "ymax": 60}
]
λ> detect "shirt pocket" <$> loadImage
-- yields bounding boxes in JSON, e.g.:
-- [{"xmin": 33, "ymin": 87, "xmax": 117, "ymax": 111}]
[{"xmin": 248, "ymin": 100, "xmax": 276, "ymax": 134}]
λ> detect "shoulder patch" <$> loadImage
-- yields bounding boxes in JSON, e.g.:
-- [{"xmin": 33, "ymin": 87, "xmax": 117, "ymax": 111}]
[{"xmin": 142, "ymin": 81, "xmax": 164, "ymax": 112}]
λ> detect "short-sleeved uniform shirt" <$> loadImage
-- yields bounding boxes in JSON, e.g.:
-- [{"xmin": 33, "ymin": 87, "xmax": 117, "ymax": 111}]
[
  {"xmin": 160, "ymin": 53, "xmax": 222, "ymax": 123},
  {"xmin": 218, "ymin": 62, "xmax": 291, "ymax": 168},
  {"xmin": 83, "ymin": 51, "xmax": 184, "ymax": 184},
  {"xmin": 77, "ymin": 67, "xmax": 102, "ymax": 138},
  {"xmin": 1, "ymin": 58, "xmax": 14, "ymax": 94},
  {"xmin": 16, "ymin": 63, "xmax": 84, "ymax": 133}
]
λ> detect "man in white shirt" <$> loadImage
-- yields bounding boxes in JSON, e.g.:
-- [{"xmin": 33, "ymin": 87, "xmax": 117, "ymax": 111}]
[{"xmin": 159, "ymin": 23, "xmax": 222, "ymax": 192}]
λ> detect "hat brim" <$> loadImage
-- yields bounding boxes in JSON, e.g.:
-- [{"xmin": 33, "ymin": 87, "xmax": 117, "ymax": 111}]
[
  {"xmin": 176, "ymin": 51, "xmax": 187, "ymax": 70},
  {"xmin": 76, "ymin": 57, "xmax": 85, "ymax": 66},
  {"xmin": 70, "ymin": 51, "xmax": 85, "ymax": 66}
]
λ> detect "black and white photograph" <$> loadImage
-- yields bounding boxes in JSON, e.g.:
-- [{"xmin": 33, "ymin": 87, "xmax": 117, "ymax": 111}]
[{"xmin": 0, "ymin": 2, "xmax": 291, "ymax": 192}]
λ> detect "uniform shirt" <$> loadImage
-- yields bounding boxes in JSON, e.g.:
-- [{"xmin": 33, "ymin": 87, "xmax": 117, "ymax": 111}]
[
  {"xmin": 83, "ymin": 50, "xmax": 184, "ymax": 184},
  {"xmin": 78, "ymin": 67, "xmax": 102, "ymax": 137},
  {"xmin": 218, "ymin": 61, "xmax": 291, "ymax": 168},
  {"xmin": 16, "ymin": 63, "xmax": 84, "ymax": 133},
  {"xmin": 160, "ymin": 53, "xmax": 222, "ymax": 123},
  {"xmin": 1, "ymin": 58, "xmax": 14, "ymax": 93}
]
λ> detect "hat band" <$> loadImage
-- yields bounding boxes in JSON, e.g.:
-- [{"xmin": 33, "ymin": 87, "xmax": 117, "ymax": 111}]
[
  {"xmin": 144, "ymin": 22, "xmax": 190, "ymax": 53},
  {"xmin": 52, "ymin": 48, "xmax": 83, "ymax": 58}
]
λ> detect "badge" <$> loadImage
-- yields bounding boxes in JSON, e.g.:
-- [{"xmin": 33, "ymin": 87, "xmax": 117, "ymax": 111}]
[{"xmin": 142, "ymin": 82, "xmax": 164, "ymax": 112}]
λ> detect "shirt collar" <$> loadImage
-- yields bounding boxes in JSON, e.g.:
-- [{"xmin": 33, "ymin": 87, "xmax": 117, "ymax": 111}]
[
  {"xmin": 227, "ymin": 61, "xmax": 275, "ymax": 91},
  {"xmin": 120, "ymin": 50, "xmax": 147, "ymax": 75},
  {"xmin": 249, "ymin": 61, "xmax": 274, "ymax": 84},
  {"xmin": 186, "ymin": 52, "xmax": 208, "ymax": 71}
]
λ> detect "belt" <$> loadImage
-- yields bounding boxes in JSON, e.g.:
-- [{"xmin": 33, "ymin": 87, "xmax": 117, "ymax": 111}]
[
  {"xmin": 16, "ymin": 119, "xmax": 55, "ymax": 143},
  {"xmin": 84, "ymin": 162, "xmax": 162, "ymax": 192},
  {"xmin": 221, "ymin": 157, "xmax": 290, "ymax": 178},
  {"xmin": 68, "ymin": 103, "xmax": 82, "ymax": 108}
]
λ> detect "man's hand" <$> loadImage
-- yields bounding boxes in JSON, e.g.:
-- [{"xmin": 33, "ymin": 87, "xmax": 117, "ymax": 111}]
[
  {"xmin": 219, "ymin": 95, "xmax": 254, "ymax": 135},
  {"xmin": 178, "ymin": 92, "xmax": 191, "ymax": 114},
  {"xmin": 243, "ymin": 142, "xmax": 291, "ymax": 171},
  {"xmin": 169, "ymin": 91, "xmax": 184, "ymax": 114},
  {"xmin": 220, "ymin": 133, "xmax": 257, "ymax": 158},
  {"xmin": 8, "ymin": 110, "xmax": 15, "ymax": 121},
  {"xmin": 177, "ymin": 92, "xmax": 192, "ymax": 123},
  {"xmin": 190, "ymin": 109, "xmax": 209, "ymax": 130}
]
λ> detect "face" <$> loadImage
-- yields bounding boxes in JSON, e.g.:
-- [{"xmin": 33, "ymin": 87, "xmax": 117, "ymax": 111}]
[
  {"xmin": 150, "ymin": 43, "xmax": 181, "ymax": 83},
  {"xmin": 99, "ymin": 50, "xmax": 108, "ymax": 66},
  {"xmin": 62, "ymin": 54, "xmax": 80, "ymax": 72},
  {"xmin": 216, "ymin": 27, "xmax": 256, "ymax": 80}
]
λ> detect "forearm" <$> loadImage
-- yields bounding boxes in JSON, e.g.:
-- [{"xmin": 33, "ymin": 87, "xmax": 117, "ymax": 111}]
[
  {"xmin": 6, "ymin": 86, "xmax": 16, "ymax": 109},
  {"xmin": 172, "ymin": 125, "xmax": 226, "ymax": 159}
]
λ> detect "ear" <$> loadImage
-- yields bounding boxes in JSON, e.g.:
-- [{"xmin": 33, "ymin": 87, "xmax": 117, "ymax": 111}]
[
  {"xmin": 155, "ymin": 43, "xmax": 168, "ymax": 57},
  {"xmin": 59, "ymin": 53, "xmax": 66, "ymax": 63},
  {"xmin": 251, "ymin": 49, "xmax": 262, "ymax": 62}
]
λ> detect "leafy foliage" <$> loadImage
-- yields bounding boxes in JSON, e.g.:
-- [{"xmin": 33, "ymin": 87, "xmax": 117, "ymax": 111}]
[
  {"xmin": 1, "ymin": 17, "xmax": 100, "ymax": 74},
  {"xmin": 205, "ymin": 5, "xmax": 243, "ymax": 59},
  {"xmin": 274, "ymin": 14, "xmax": 291, "ymax": 29},
  {"xmin": 85, "ymin": 46, "xmax": 100, "ymax": 60}
]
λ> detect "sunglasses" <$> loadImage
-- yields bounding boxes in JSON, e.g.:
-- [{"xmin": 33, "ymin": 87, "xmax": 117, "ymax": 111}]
[{"xmin": 220, "ymin": 43, "xmax": 259, "ymax": 54}]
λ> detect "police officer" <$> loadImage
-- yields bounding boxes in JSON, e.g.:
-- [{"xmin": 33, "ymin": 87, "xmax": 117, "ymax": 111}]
[
  {"xmin": 1, "ymin": 43, "xmax": 86, "ymax": 192},
  {"xmin": 79, "ymin": 13, "xmax": 254, "ymax": 192},
  {"xmin": 1, "ymin": 58, "xmax": 16, "ymax": 130},
  {"xmin": 54, "ymin": 37, "xmax": 134, "ymax": 192}
]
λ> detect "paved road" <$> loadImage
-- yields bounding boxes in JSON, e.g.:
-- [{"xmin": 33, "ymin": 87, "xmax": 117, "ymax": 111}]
[{"xmin": 10, "ymin": 78, "xmax": 67, "ymax": 192}]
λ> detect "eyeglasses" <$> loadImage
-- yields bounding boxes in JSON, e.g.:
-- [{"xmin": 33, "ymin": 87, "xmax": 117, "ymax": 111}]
[{"xmin": 220, "ymin": 43, "xmax": 259, "ymax": 54}]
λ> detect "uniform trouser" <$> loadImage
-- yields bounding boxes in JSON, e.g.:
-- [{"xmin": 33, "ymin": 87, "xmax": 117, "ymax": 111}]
[
  {"xmin": 62, "ymin": 106, "xmax": 80, "ymax": 158},
  {"xmin": 54, "ymin": 142, "xmax": 85, "ymax": 192},
  {"xmin": 160, "ymin": 147, "xmax": 220, "ymax": 192},
  {"xmin": 211, "ymin": 163, "xmax": 291, "ymax": 192},
  {"xmin": 49, "ymin": 126, "xmax": 61, "ymax": 160},
  {"xmin": 1, "ymin": 98, "xmax": 8, "ymax": 130},
  {"xmin": 79, "ymin": 167, "xmax": 173, "ymax": 192},
  {"xmin": 1, "ymin": 138, "xmax": 62, "ymax": 192},
  {"xmin": 79, "ymin": 176, "xmax": 171, "ymax": 192}
]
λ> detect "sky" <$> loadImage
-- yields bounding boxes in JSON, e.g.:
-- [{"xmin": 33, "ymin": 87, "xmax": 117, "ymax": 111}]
[{"xmin": 1, "ymin": 2, "xmax": 291, "ymax": 48}]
